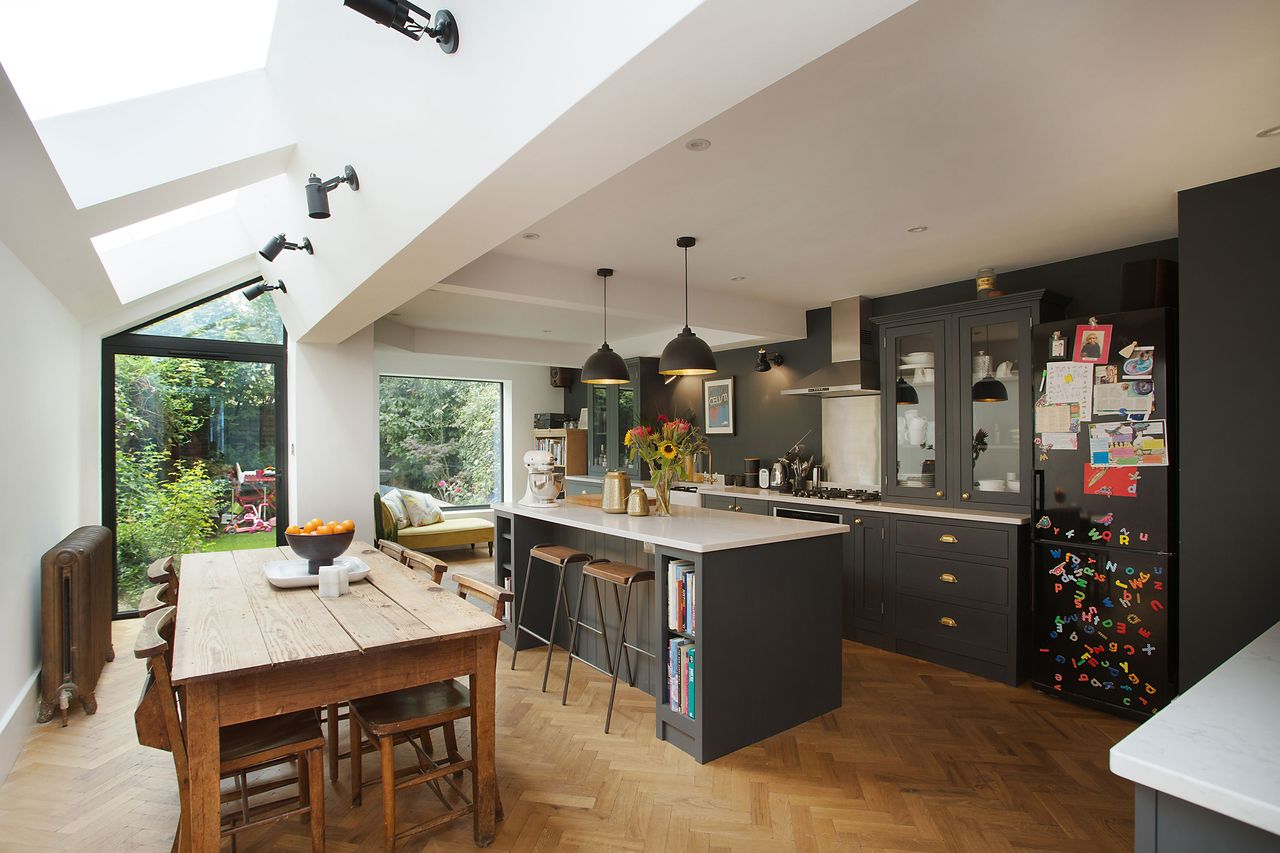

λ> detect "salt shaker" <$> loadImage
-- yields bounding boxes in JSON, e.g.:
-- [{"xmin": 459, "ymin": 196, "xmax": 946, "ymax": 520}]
[
  {"xmin": 336, "ymin": 564, "xmax": 350, "ymax": 595},
  {"xmin": 318, "ymin": 564, "xmax": 342, "ymax": 598}
]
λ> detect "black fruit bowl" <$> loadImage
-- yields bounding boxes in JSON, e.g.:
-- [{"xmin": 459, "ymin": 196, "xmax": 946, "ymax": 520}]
[{"xmin": 285, "ymin": 530, "xmax": 355, "ymax": 574}]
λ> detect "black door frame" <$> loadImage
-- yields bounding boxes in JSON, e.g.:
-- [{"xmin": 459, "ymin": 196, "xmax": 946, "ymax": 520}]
[{"xmin": 101, "ymin": 282, "xmax": 288, "ymax": 617}]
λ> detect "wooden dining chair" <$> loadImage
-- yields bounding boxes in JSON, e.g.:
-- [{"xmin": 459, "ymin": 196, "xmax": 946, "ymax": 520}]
[
  {"xmin": 401, "ymin": 549, "xmax": 448, "ymax": 584},
  {"xmin": 147, "ymin": 555, "xmax": 179, "ymax": 605},
  {"xmin": 348, "ymin": 574, "xmax": 511, "ymax": 850},
  {"xmin": 138, "ymin": 582, "xmax": 170, "ymax": 617},
  {"xmin": 377, "ymin": 540, "xmax": 408, "ymax": 563},
  {"xmin": 134, "ymin": 606, "xmax": 327, "ymax": 852}
]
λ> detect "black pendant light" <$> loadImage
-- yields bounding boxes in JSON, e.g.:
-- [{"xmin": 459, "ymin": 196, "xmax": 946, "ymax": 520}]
[
  {"xmin": 658, "ymin": 236, "xmax": 717, "ymax": 376},
  {"xmin": 581, "ymin": 267, "xmax": 630, "ymax": 385},
  {"xmin": 972, "ymin": 374, "xmax": 1008, "ymax": 402},
  {"xmin": 896, "ymin": 377, "xmax": 918, "ymax": 405}
]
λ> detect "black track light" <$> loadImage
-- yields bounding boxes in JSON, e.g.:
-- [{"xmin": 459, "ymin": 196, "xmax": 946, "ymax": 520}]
[
  {"xmin": 306, "ymin": 166, "xmax": 360, "ymax": 219},
  {"xmin": 658, "ymin": 236, "xmax": 717, "ymax": 376},
  {"xmin": 259, "ymin": 233, "xmax": 314, "ymax": 262},
  {"xmin": 581, "ymin": 268, "xmax": 631, "ymax": 385},
  {"xmin": 754, "ymin": 348, "xmax": 784, "ymax": 372},
  {"xmin": 243, "ymin": 280, "xmax": 287, "ymax": 302},
  {"xmin": 343, "ymin": 1, "xmax": 459, "ymax": 52}
]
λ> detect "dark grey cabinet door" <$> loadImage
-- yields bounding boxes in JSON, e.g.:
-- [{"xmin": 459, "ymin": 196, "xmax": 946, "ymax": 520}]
[
  {"xmin": 956, "ymin": 306, "xmax": 1033, "ymax": 509},
  {"xmin": 846, "ymin": 511, "xmax": 887, "ymax": 635},
  {"xmin": 882, "ymin": 320, "xmax": 949, "ymax": 503}
]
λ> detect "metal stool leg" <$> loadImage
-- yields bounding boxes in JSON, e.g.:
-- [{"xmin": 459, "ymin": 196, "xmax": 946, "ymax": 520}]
[
  {"xmin": 540, "ymin": 563, "xmax": 568, "ymax": 692},
  {"xmin": 611, "ymin": 584, "xmax": 636, "ymax": 688},
  {"xmin": 510, "ymin": 551, "xmax": 537, "ymax": 670},
  {"xmin": 604, "ymin": 581, "xmax": 635, "ymax": 734},
  {"xmin": 561, "ymin": 571, "xmax": 590, "ymax": 705}
]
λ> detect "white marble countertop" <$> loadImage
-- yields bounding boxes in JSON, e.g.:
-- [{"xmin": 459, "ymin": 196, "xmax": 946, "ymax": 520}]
[
  {"xmin": 491, "ymin": 500, "xmax": 847, "ymax": 553},
  {"xmin": 1110, "ymin": 620, "xmax": 1280, "ymax": 836}
]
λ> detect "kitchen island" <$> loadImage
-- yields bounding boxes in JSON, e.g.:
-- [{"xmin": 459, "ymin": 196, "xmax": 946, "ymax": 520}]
[{"xmin": 491, "ymin": 500, "xmax": 848, "ymax": 763}]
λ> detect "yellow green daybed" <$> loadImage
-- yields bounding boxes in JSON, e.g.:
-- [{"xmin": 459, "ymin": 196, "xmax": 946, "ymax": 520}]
[{"xmin": 374, "ymin": 491, "xmax": 495, "ymax": 556}]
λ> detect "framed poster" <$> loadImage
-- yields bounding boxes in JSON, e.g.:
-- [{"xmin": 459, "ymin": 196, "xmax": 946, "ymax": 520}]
[
  {"xmin": 703, "ymin": 376, "xmax": 735, "ymax": 435},
  {"xmin": 1072, "ymin": 323, "xmax": 1113, "ymax": 363}
]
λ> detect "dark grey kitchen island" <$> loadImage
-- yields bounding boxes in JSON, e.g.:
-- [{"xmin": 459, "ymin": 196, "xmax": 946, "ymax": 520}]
[{"xmin": 491, "ymin": 500, "xmax": 848, "ymax": 763}]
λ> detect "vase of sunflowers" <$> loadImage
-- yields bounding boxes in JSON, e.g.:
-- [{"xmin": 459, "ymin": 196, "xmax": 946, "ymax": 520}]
[{"xmin": 624, "ymin": 415, "xmax": 707, "ymax": 516}]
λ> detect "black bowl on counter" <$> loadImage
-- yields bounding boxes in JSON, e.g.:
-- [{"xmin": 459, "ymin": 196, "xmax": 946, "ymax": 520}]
[{"xmin": 285, "ymin": 530, "xmax": 355, "ymax": 574}]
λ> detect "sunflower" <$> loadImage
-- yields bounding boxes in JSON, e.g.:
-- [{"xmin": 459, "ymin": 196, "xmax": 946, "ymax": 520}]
[
  {"xmin": 659, "ymin": 441, "xmax": 678, "ymax": 459},
  {"xmin": 624, "ymin": 429, "xmax": 633, "ymax": 447}
]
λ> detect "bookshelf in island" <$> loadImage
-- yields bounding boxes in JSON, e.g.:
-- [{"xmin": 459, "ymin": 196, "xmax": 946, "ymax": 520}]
[{"xmin": 491, "ymin": 500, "xmax": 847, "ymax": 763}]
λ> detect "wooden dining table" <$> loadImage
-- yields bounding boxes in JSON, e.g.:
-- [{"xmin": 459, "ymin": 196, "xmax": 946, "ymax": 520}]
[{"xmin": 170, "ymin": 540, "xmax": 504, "ymax": 851}]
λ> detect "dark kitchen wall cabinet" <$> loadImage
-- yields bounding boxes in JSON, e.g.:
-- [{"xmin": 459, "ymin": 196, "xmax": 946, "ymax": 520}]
[
  {"xmin": 873, "ymin": 290, "xmax": 1067, "ymax": 512},
  {"xmin": 587, "ymin": 357, "xmax": 674, "ymax": 478}
]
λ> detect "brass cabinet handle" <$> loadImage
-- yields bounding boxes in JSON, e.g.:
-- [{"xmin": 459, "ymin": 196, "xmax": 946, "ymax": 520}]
[
  {"xmin": 733, "ymin": 505, "xmax": 742, "ymax": 512},
  {"xmin": 935, "ymin": 490, "xmax": 944, "ymax": 498},
  {"xmin": 853, "ymin": 517, "xmax": 863, "ymax": 525},
  {"xmin": 939, "ymin": 616, "xmax": 958, "ymax": 628},
  {"xmin": 938, "ymin": 533, "xmax": 959, "ymax": 544},
  {"xmin": 961, "ymin": 492, "xmax": 971, "ymax": 501},
  {"xmin": 938, "ymin": 572, "xmax": 958, "ymax": 584}
]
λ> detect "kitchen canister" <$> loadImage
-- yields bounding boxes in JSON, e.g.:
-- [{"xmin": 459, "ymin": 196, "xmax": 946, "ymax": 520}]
[
  {"xmin": 601, "ymin": 470, "xmax": 631, "ymax": 514},
  {"xmin": 626, "ymin": 487, "xmax": 650, "ymax": 516}
]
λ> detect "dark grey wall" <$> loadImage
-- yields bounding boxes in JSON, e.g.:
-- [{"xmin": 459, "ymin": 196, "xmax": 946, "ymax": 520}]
[
  {"xmin": 869, "ymin": 238, "xmax": 1179, "ymax": 318},
  {"xmin": 1176, "ymin": 167, "xmax": 1280, "ymax": 688}
]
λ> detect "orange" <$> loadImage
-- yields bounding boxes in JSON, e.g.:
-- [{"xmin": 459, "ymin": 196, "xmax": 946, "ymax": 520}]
[
  {"xmin": 285, "ymin": 524, "xmax": 302, "ymax": 535},
  {"xmin": 332, "ymin": 522, "xmax": 348, "ymax": 534},
  {"xmin": 316, "ymin": 525, "xmax": 334, "ymax": 535},
  {"xmin": 342, "ymin": 519, "xmax": 355, "ymax": 529},
  {"xmin": 309, "ymin": 517, "xmax": 323, "ymax": 528}
]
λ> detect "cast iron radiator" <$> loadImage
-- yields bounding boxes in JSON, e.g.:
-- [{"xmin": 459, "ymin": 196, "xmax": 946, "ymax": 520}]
[{"xmin": 38, "ymin": 526, "xmax": 115, "ymax": 726}]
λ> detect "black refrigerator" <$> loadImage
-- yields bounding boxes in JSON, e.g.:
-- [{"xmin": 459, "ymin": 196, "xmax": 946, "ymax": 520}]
[{"xmin": 1030, "ymin": 307, "xmax": 1176, "ymax": 718}]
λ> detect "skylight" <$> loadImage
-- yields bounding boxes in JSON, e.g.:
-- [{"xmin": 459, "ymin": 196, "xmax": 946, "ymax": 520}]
[
  {"xmin": 91, "ymin": 191, "xmax": 240, "ymax": 253},
  {"xmin": 0, "ymin": 0, "xmax": 278, "ymax": 121}
]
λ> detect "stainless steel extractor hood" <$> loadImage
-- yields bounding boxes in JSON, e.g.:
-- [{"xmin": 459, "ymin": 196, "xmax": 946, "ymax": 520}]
[{"xmin": 782, "ymin": 296, "xmax": 880, "ymax": 398}]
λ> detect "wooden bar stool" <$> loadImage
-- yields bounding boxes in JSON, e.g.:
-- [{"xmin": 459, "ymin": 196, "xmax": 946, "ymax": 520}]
[
  {"xmin": 511, "ymin": 543, "xmax": 611, "ymax": 692},
  {"xmin": 562, "ymin": 559, "xmax": 656, "ymax": 733}
]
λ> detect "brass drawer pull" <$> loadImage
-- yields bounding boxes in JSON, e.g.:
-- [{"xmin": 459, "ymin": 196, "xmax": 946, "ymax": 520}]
[
  {"xmin": 938, "ymin": 572, "xmax": 958, "ymax": 584},
  {"xmin": 935, "ymin": 490, "xmax": 944, "ymax": 498},
  {"xmin": 961, "ymin": 492, "xmax": 971, "ymax": 501},
  {"xmin": 939, "ymin": 616, "xmax": 958, "ymax": 628},
  {"xmin": 939, "ymin": 533, "xmax": 959, "ymax": 544},
  {"xmin": 853, "ymin": 517, "xmax": 863, "ymax": 525},
  {"xmin": 733, "ymin": 505, "xmax": 742, "ymax": 512}
]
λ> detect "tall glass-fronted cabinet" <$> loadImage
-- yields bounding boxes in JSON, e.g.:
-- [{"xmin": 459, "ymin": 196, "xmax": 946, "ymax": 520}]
[
  {"xmin": 585, "ymin": 357, "xmax": 672, "ymax": 479},
  {"xmin": 874, "ymin": 290, "xmax": 1067, "ymax": 511}
]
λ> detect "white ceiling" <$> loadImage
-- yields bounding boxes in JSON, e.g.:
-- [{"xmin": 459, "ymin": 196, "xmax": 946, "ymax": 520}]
[{"xmin": 461, "ymin": 0, "xmax": 1280, "ymax": 318}]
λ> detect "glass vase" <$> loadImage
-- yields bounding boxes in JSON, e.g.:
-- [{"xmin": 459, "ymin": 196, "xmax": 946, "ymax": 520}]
[{"xmin": 652, "ymin": 468, "xmax": 674, "ymax": 516}]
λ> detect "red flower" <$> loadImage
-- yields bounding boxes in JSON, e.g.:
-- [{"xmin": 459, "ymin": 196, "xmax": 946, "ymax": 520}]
[{"xmin": 657, "ymin": 414, "xmax": 668, "ymax": 423}]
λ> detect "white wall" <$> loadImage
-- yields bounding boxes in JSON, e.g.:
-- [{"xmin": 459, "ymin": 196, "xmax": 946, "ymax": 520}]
[
  {"xmin": 288, "ymin": 326, "xmax": 378, "ymax": 536},
  {"xmin": 374, "ymin": 348, "xmax": 565, "ymax": 509},
  {"xmin": 0, "ymin": 239, "xmax": 83, "ymax": 780}
]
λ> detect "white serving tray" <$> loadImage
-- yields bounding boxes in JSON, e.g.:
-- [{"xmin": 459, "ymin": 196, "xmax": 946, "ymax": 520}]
[{"xmin": 263, "ymin": 556, "xmax": 371, "ymax": 589}]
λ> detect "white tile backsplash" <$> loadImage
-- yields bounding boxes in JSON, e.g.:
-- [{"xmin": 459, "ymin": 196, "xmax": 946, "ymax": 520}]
[{"xmin": 822, "ymin": 396, "xmax": 880, "ymax": 489}]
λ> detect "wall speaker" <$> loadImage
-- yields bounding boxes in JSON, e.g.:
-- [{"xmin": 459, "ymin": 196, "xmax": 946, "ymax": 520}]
[{"xmin": 550, "ymin": 367, "xmax": 572, "ymax": 388}]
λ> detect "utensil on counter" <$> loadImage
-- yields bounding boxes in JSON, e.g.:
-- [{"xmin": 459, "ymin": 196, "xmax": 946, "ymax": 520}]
[
  {"xmin": 810, "ymin": 464, "xmax": 825, "ymax": 490},
  {"xmin": 626, "ymin": 487, "xmax": 650, "ymax": 516},
  {"xmin": 601, "ymin": 470, "xmax": 631, "ymax": 514}
]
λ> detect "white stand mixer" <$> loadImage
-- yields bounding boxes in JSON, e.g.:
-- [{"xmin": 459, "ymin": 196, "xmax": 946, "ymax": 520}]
[{"xmin": 519, "ymin": 449, "xmax": 563, "ymax": 508}]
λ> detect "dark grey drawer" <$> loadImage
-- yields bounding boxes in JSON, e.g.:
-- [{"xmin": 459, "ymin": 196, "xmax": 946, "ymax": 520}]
[
  {"xmin": 895, "ymin": 518, "xmax": 1010, "ymax": 560},
  {"xmin": 702, "ymin": 494, "xmax": 735, "ymax": 511},
  {"xmin": 569, "ymin": 481, "xmax": 602, "ymax": 496},
  {"xmin": 736, "ymin": 497, "xmax": 769, "ymax": 515},
  {"xmin": 895, "ymin": 552, "xmax": 1008, "ymax": 607},
  {"xmin": 895, "ymin": 593, "xmax": 1007, "ymax": 657}
]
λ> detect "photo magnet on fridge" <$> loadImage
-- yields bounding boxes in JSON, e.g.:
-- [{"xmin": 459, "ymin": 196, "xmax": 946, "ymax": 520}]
[{"xmin": 1072, "ymin": 324, "xmax": 1113, "ymax": 363}]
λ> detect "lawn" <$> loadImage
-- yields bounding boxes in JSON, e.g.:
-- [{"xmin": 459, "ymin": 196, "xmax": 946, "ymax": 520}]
[{"xmin": 201, "ymin": 530, "xmax": 278, "ymax": 552}]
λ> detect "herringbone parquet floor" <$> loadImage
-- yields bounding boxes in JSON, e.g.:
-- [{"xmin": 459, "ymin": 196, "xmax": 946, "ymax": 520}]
[{"xmin": 0, "ymin": 556, "xmax": 1137, "ymax": 852}]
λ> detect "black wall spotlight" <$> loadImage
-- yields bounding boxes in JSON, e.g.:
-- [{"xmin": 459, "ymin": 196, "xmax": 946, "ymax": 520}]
[
  {"xmin": 243, "ymin": 280, "xmax": 287, "ymax": 302},
  {"xmin": 259, "ymin": 233, "xmax": 314, "ymax": 262},
  {"xmin": 306, "ymin": 166, "xmax": 359, "ymax": 219},
  {"xmin": 343, "ymin": 1, "xmax": 459, "ymax": 52},
  {"xmin": 754, "ymin": 348, "xmax": 784, "ymax": 372}
]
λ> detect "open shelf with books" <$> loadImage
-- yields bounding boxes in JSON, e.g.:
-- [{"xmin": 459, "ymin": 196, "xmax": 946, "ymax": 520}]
[{"xmin": 663, "ymin": 558, "xmax": 698, "ymax": 728}]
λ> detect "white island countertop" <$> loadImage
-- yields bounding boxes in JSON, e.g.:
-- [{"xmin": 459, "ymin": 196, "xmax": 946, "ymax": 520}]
[
  {"xmin": 491, "ymin": 500, "xmax": 848, "ymax": 553},
  {"xmin": 1110, "ymin": 619, "xmax": 1280, "ymax": 836}
]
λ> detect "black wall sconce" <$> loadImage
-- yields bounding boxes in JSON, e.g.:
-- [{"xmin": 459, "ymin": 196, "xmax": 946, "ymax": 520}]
[
  {"xmin": 306, "ymin": 166, "xmax": 359, "ymax": 219},
  {"xmin": 259, "ymin": 233, "xmax": 314, "ymax": 261},
  {"xmin": 243, "ymin": 280, "xmax": 287, "ymax": 302},
  {"xmin": 754, "ymin": 348, "xmax": 784, "ymax": 372},
  {"xmin": 343, "ymin": 1, "xmax": 459, "ymax": 52}
]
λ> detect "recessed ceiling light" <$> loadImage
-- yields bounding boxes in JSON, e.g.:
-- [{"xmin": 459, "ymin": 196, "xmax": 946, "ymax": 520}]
[
  {"xmin": 906, "ymin": 225, "xmax": 928, "ymax": 233},
  {"xmin": 521, "ymin": 232, "xmax": 540, "ymax": 240},
  {"xmin": 389, "ymin": 312, "xmax": 402, "ymax": 317},
  {"xmin": 541, "ymin": 329, "xmax": 552, "ymax": 333},
  {"xmin": 1256, "ymin": 124, "xmax": 1280, "ymax": 138},
  {"xmin": 684, "ymin": 138, "xmax": 712, "ymax": 152},
  {"xmin": 730, "ymin": 275, "xmax": 747, "ymax": 281}
]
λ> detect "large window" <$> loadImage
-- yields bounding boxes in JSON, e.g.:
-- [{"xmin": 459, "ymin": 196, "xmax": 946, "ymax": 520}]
[
  {"xmin": 379, "ymin": 376, "xmax": 503, "ymax": 507},
  {"xmin": 104, "ymin": 280, "xmax": 287, "ymax": 614}
]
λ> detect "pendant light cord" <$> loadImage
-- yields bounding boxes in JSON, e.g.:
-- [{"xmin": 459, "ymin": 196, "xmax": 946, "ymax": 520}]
[
  {"xmin": 602, "ymin": 271, "xmax": 607, "ymax": 344},
  {"xmin": 683, "ymin": 246, "xmax": 689, "ymax": 328}
]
